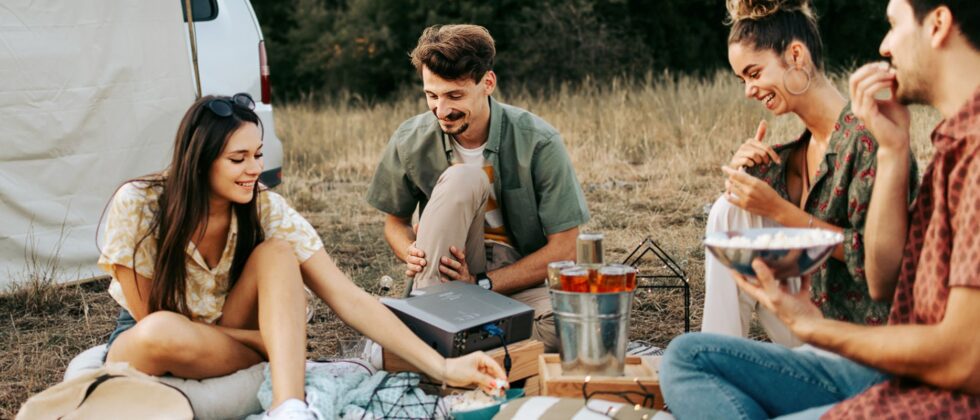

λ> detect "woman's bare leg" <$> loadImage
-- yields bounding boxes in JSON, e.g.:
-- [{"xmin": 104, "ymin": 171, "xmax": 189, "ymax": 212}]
[
  {"xmin": 105, "ymin": 311, "xmax": 263, "ymax": 378},
  {"xmin": 219, "ymin": 239, "xmax": 308, "ymax": 407},
  {"xmin": 108, "ymin": 239, "xmax": 308, "ymax": 407}
]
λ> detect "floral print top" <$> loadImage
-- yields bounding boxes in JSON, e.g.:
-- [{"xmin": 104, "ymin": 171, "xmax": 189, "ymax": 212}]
[
  {"xmin": 746, "ymin": 103, "xmax": 918, "ymax": 325},
  {"xmin": 99, "ymin": 181, "xmax": 324, "ymax": 323}
]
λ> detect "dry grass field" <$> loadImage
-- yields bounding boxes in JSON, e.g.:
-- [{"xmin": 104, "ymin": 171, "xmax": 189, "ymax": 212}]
[{"xmin": 0, "ymin": 72, "xmax": 939, "ymax": 417}]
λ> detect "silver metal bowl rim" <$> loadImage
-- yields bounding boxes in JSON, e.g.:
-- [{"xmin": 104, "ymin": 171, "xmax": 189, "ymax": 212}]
[{"xmin": 703, "ymin": 227, "xmax": 844, "ymax": 250}]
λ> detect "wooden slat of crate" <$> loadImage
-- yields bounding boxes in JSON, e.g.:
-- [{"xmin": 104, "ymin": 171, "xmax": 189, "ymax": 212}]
[
  {"xmin": 383, "ymin": 339, "xmax": 544, "ymax": 383},
  {"xmin": 539, "ymin": 354, "xmax": 664, "ymax": 410},
  {"xmin": 523, "ymin": 375, "xmax": 540, "ymax": 396}
]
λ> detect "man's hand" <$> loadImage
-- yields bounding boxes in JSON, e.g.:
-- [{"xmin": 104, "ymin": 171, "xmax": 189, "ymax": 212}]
[
  {"xmin": 405, "ymin": 243, "xmax": 426, "ymax": 278},
  {"xmin": 404, "ymin": 224, "xmax": 426, "ymax": 277},
  {"xmin": 732, "ymin": 259, "xmax": 824, "ymax": 338},
  {"xmin": 849, "ymin": 62, "xmax": 912, "ymax": 300},
  {"xmin": 439, "ymin": 246, "xmax": 474, "ymax": 283},
  {"xmin": 849, "ymin": 62, "xmax": 911, "ymax": 152}
]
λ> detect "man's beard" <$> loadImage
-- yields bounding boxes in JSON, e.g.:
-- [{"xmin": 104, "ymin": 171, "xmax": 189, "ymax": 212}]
[
  {"xmin": 895, "ymin": 77, "xmax": 930, "ymax": 106},
  {"xmin": 443, "ymin": 122, "xmax": 470, "ymax": 135},
  {"xmin": 893, "ymin": 48, "xmax": 932, "ymax": 105},
  {"xmin": 438, "ymin": 110, "xmax": 468, "ymax": 135}
]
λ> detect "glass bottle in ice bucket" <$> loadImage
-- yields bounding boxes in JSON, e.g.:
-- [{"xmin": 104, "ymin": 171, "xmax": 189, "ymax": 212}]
[
  {"xmin": 595, "ymin": 265, "xmax": 628, "ymax": 292},
  {"xmin": 547, "ymin": 260, "xmax": 575, "ymax": 289},
  {"xmin": 558, "ymin": 265, "xmax": 590, "ymax": 292},
  {"xmin": 575, "ymin": 232, "xmax": 604, "ymax": 292}
]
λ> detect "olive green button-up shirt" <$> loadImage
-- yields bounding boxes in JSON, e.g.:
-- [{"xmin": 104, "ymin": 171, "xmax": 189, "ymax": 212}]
[{"xmin": 366, "ymin": 97, "xmax": 590, "ymax": 257}]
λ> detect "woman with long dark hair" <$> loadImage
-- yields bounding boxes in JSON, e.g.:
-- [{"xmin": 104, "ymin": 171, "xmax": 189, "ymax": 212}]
[
  {"xmin": 98, "ymin": 94, "xmax": 505, "ymax": 419},
  {"xmin": 700, "ymin": 0, "xmax": 918, "ymax": 346}
]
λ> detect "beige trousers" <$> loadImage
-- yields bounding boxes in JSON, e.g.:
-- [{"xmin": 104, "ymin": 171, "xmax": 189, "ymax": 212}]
[
  {"xmin": 702, "ymin": 195, "xmax": 803, "ymax": 347},
  {"xmin": 413, "ymin": 165, "xmax": 559, "ymax": 351}
]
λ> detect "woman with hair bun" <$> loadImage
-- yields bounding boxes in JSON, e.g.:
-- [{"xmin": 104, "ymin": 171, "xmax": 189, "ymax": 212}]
[
  {"xmin": 700, "ymin": 0, "xmax": 917, "ymax": 346},
  {"xmin": 660, "ymin": 0, "xmax": 918, "ymax": 417}
]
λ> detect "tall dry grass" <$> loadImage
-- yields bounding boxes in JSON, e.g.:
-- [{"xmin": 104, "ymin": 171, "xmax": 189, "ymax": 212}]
[{"xmin": 1, "ymin": 71, "xmax": 939, "ymax": 418}]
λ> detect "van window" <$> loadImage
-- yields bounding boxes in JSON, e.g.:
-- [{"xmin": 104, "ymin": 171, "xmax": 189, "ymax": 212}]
[{"xmin": 180, "ymin": 0, "xmax": 218, "ymax": 22}]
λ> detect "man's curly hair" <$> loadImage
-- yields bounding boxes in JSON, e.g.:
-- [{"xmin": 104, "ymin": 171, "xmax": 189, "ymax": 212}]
[{"xmin": 410, "ymin": 24, "xmax": 495, "ymax": 83}]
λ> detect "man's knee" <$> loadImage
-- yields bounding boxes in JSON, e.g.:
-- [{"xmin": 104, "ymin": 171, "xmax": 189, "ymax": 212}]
[
  {"xmin": 662, "ymin": 333, "xmax": 709, "ymax": 380},
  {"xmin": 437, "ymin": 165, "xmax": 490, "ymax": 196}
]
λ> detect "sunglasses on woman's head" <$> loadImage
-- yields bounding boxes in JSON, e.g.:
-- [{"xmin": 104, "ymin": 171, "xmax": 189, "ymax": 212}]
[{"xmin": 206, "ymin": 93, "xmax": 255, "ymax": 117}]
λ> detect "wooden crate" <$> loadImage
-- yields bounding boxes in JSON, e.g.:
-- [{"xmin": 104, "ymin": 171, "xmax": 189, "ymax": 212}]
[
  {"xmin": 538, "ymin": 354, "xmax": 664, "ymax": 410},
  {"xmin": 523, "ymin": 375, "xmax": 540, "ymax": 396},
  {"xmin": 383, "ymin": 339, "xmax": 544, "ymax": 383}
]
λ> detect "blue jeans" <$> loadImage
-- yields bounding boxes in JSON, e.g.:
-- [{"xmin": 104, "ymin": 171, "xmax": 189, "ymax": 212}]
[
  {"xmin": 660, "ymin": 333, "xmax": 888, "ymax": 419},
  {"xmin": 103, "ymin": 309, "xmax": 137, "ymax": 361}
]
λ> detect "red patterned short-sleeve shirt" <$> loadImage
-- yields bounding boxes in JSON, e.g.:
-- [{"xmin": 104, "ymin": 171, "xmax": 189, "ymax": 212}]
[{"xmin": 826, "ymin": 89, "xmax": 980, "ymax": 418}]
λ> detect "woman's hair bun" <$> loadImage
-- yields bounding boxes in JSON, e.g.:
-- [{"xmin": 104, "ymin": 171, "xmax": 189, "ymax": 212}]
[{"xmin": 726, "ymin": 0, "xmax": 813, "ymax": 23}]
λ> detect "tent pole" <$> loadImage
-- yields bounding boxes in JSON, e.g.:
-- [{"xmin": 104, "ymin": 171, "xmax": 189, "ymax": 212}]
[{"xmin": 183, "ymin": 0, "xmax": 202, "ymax": 98}]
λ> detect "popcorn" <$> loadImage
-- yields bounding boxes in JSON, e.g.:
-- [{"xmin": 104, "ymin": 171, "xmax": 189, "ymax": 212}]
[
  {"xmin": 444, "ymin": 388, "xmax": 502, "ymax": 412},
  {"xmin": 705, "ymin": 229, "xmax": 839, "ymax": 249},
  {"xmin": 489, "ymin": 378, "xmax": 507, "ymax": 397}
]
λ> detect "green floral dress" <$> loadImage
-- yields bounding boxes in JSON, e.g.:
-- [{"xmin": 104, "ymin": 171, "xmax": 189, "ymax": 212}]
[{"xmin": 746, "ymin": 103, "xmax": 918, "ymax": 324}]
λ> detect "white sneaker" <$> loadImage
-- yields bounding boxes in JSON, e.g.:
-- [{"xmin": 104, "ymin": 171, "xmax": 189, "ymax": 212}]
[
  {"xmin": 361, "ymin": 338, "xmax": 384, "ymax": 371},
  {"xmin": 263, "ymin": 400, "xmax": 319, "ymax": 420}
]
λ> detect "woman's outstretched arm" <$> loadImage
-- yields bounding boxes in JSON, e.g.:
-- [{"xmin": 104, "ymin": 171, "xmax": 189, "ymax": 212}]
[{"xmin": 300, "ymin": 249, "xmax": 505, "ymax": 390}]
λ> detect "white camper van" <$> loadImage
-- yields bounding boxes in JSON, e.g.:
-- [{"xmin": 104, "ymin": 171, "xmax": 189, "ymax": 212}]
[
  {"xmin": 0, "ymin": 0, "xmax": 284, "ymax": 287},
  {"xmin": 187, "ymin": 0, "xmax": 284, "ymax": 187}
]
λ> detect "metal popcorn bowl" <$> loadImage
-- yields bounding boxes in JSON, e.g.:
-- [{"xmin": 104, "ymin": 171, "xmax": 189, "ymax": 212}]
[
  {"xmin": 704, "ymin": 228, "xmax": 844, "ymax": 279},
  {"xmin": 451, "ymin": 388, "xmax": 525, "ymax": 420}
]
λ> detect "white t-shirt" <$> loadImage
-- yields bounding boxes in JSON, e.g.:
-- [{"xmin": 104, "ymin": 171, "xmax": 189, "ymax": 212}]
[{"xmin": 451, "ymin": 138, "xmax": 508, "ymax": 241}]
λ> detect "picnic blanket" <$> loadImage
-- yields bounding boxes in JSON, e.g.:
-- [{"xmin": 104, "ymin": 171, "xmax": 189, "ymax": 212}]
[{"xmin": 250, "ymin": 362, "xmax": 443, "ymax": 419}]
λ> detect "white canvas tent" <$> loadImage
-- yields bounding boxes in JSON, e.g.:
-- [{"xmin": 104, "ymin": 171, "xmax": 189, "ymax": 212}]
[{"xmin": 0, "ymin": 1, "xmax": 196, "ymax": 288}]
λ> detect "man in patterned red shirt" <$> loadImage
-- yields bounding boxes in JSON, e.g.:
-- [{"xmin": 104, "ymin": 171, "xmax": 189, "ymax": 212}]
[{"xmin": 660, "ymin": 0, "xmax": 980, "ymax": 418}]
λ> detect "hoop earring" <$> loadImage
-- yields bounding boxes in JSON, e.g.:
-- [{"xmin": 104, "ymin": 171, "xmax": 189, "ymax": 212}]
[{"xmin": 782, "ymin": 66, "xmax": 811, "ymax": 96}]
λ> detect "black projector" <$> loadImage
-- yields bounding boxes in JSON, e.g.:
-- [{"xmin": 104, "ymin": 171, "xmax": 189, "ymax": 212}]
[{"xmin": 381, "ymin": 281, "xmax": 534, "ymax": 357}]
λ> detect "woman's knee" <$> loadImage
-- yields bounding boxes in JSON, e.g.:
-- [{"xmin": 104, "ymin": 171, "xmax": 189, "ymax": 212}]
[
  {"xmin": 248, "ymin": 238, "xmax": 306, "ymax": 291},
  {"xmin": 252, "ymin": 238, "xmax": 297, "ymax": 262},
  {"xmin": 706, "ymin": 195, "xmax": 741, "ymax": 231},
  {"xmin": 128, "ymin": 311, "xmax": 202, "ymax": 361}
]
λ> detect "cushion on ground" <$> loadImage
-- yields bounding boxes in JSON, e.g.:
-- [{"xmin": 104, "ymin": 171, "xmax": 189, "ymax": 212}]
[{"xmin": 65, "ymin": 344, "xmax": 265, "ymax": 419}]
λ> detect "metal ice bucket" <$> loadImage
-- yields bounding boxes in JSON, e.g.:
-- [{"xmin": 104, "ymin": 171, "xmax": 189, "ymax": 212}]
[{"xmin": 550, "ymin": 288, "xmax": 634, "ymax": 376}]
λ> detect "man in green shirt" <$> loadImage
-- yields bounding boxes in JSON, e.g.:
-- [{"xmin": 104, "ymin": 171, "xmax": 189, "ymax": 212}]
[{"xmin": 366, "ymin": 24, "xmax": 590, "ymax": 351}]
